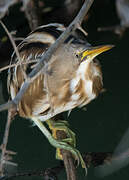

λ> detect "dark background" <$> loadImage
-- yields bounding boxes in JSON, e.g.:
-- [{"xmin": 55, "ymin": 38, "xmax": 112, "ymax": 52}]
[{"xmin": 0, "ymin": 0, "xmax": 129, "ymax": 179}]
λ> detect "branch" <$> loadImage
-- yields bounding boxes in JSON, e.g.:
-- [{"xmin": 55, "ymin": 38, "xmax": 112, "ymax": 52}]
[
  {"xmin": 0, "ymin": 0, "xmax": 18, "ymax": 19},
  {"xmin": 22, "ymin": 0, "xmax": 42, "ymax": 30},
  {"xmin": 0, "ymin": 60, "xmax": 38, "ymax": 73},
  {"xmin": 0, "ymin": 152, "xmax": 113, "ymax": 180},
  {"xmin": 2, "ymin": 149, "xmax": 129, "ymax": 179},
  {"xmin": 0, "ymin": 21, "xmax": 21, "ymax": 63},
  {"xmin": 55, "ymin": 123, "xmax": 77, "ymax": 180},
  {"xmin": 0, "ymin": 108, "xmax": 17, "ymax": 176},
  {"xmin": 62, "ymin": 150, "xmax": 77, "ymax": 180}
]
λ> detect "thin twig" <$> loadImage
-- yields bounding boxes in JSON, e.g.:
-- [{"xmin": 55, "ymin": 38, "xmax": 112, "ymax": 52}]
[
  {"xmin": 0, "ymin": 60, "xmax": 38, "ymax": 73},
  {"xmin": 0, "ymin": 20, "xmax": 27, "ymax": 80},
  {"xmin": 0, "ymin": 109, "xmax": 15, "ymax": 176},
  {"xmin": 0, "ymin": 21, "xmax": 21, "ymax": 64},
  {"xmin": 23, "ymin": 0, "xmax": 42, "ymax": 30},
  {"xmin": 0, "ymin": 0, "xmax": 18, "ymax": 19},
  {"xmin": 0, "ymin": 165, "xmax": 63, "ymax": 180}
]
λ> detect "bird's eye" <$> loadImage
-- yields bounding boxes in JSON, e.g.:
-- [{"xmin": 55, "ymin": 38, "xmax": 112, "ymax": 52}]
[{"xmin": 76, "ymin": 54, "xmax": 79, "ymax": 58}]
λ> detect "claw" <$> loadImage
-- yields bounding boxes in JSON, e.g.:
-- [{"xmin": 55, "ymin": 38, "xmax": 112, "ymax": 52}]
[{"xmin": 62, "ymin": 138, "xmax": 74, "ymax": 144}]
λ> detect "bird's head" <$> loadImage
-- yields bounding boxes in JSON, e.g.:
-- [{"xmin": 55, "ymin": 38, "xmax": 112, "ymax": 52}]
[{"xmin": 55, "ymin": 43, "xmax": 114, "ymax": 75}]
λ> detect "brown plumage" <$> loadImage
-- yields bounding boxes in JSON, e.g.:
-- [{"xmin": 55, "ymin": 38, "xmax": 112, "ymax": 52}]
[{"xmin": 8, "ymin": 23, "xmax": 112, "ymax": 122}]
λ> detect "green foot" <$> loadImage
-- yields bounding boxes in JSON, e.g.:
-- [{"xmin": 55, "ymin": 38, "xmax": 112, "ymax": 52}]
[
  {"xmin": 46, "ymin": 119, "xmax": 76, "ymax": 147},
  {"xmin": 46, "ymin": 119, "xmax": 86, "ymax": 171},
  {"xmin": 32, "ymin": 117, "xmax": 86, "ymax": 172},
  {"xmin": 48, "ymin": 134, "xmax": 86, "ymax": 170}
]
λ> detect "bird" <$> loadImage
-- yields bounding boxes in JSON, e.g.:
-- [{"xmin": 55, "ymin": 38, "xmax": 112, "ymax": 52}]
[{"xmin": 7, "ymin": 23, "xmax": 113, "ymax": 169}]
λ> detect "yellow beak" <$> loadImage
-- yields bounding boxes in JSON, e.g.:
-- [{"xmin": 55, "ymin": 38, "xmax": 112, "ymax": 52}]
[{"xmin": 81, "ymin": 45, "xmax": 114, "ymax": 61}]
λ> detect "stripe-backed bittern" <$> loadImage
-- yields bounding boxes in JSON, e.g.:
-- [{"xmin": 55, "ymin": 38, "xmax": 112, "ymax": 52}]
[{"xmin": 8, "ymin": 23, "xmax": 113, "ymax": 169}]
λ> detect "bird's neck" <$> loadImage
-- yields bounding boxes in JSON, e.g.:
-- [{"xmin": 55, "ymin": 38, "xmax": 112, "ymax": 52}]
[
  {"xmin": 73, "ymin": 61, "xmax": 103, "ymax": 99},
  {"xmin": 77, "ymin": 61, "xmax": 93, "ymax": 80},
  {"xmin": 79, "ymin": 61, "xmax": 103, "ymax": 96}
]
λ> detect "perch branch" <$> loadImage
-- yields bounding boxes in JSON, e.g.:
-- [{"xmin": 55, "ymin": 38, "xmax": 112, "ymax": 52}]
[
  {"xmin": 55, "ymin": 123, "xmax": 77, "ymax": 180},
  {"xmin": 62, "ymin": 150, "xmax": 77, "ymax": 180}
]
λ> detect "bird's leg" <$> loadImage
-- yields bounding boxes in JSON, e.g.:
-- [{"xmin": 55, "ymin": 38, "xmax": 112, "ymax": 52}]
[{"xmin": 32, "ymin": 117, "xmax": 86, "ymax": 170}]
